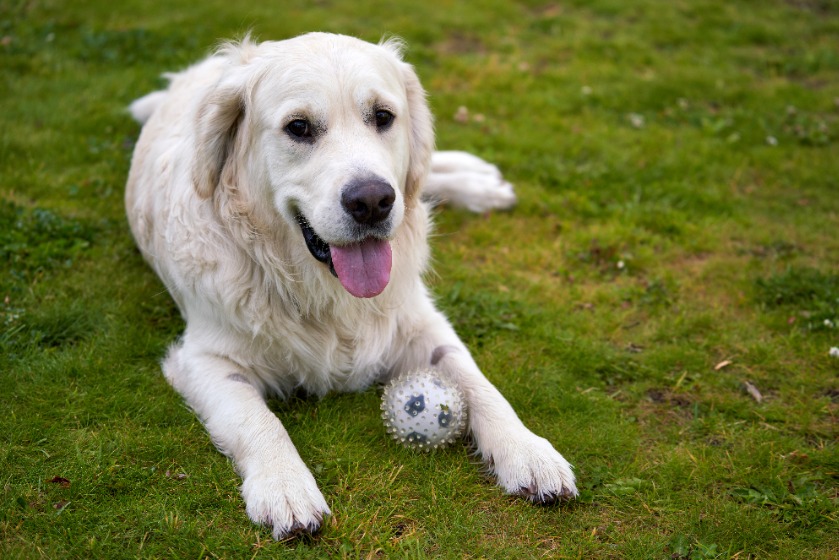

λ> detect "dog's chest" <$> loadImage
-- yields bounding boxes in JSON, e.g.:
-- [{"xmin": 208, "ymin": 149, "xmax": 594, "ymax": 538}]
[{"xmin": 248, "ymin": 306, "xmax": 399, "ymax": 396}]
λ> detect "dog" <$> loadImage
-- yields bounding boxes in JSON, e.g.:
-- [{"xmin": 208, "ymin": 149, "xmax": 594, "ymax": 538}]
[{"xmin": 126, "ymin": 32, "xmax": 577, "ymax": 539}]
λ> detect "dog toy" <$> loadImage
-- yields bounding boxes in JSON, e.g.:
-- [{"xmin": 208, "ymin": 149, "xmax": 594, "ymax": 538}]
[{"xmin": 381, "ymin": 369, "xmax": 467, "ymax": 451}]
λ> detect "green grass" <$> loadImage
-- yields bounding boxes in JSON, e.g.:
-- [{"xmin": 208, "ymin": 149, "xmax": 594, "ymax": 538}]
[{"xmin": 2, "ymin": 0, "xmax": 837, "ymax": 558}]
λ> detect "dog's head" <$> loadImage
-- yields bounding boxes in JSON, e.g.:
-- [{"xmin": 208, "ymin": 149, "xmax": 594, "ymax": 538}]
[{"xmin": 192, "ymin": 33, "xmax": 434, "ymax": 298}]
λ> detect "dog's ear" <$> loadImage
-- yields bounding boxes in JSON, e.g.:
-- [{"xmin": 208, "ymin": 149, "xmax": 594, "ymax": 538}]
[
  {"xmin": 194, "ymin": 38, "xmax": 262, "ymax": 199},
  {"xmin": 193, "ymin": 79, "xmax": 246, "ymax": 199},
  {"xmin": 399, "ymin": 62, "xmax": 435, "ymax": 204}
]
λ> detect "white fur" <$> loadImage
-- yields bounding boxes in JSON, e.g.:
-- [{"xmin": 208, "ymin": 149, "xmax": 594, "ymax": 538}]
[
  {"xmin": 126, "ymin": 32, "xmax": 576, "ymax": 540},
  {"xmin": 427, "ymin": 150, "xmax": 516, "ymax": 212}
]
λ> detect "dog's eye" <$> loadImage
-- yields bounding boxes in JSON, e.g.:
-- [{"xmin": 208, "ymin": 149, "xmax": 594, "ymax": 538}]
[
  {"xmin": 285, "ymin": 119, "xmax": 312, "ymax": 139},
  {"xmin": 375, "ymin": 110, "xmax": 394, "ymax": 130}
]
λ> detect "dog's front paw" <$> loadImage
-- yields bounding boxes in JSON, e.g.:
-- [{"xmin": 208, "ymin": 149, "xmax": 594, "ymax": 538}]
[
  {"xmin": 241, "ymin": 468, "xmax": 331, "ymax": 540},
  {"xmin": 482, "ymin": 431, "xmax": 577, "ymax": 504}
]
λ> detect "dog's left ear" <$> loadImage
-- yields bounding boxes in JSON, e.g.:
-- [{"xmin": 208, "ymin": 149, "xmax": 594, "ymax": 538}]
[{"xmin": 399, "ymin": 62, "xmax": 435, "ymax": 205}]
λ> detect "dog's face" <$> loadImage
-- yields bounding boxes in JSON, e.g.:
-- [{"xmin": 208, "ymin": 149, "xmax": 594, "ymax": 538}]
[{"xmin": 193, "ymin": 34, "xmax": 434, "ymax": 298}]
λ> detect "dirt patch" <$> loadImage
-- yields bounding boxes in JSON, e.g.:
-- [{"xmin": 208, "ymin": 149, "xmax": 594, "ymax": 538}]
[{"xmin": 436, "ymin": 32, "xmax": 486, "ymax": 55}]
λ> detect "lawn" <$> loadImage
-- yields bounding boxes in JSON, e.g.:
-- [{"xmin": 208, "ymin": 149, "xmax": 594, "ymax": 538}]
[{"xmin": 1, "ymin": 0, "xmax": 837, "ymax": 558}]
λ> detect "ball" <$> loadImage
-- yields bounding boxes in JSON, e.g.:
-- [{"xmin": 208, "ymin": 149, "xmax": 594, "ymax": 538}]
[{"xmin": 381, "ymin": 369, "xmax": 467, "ymax": 451}]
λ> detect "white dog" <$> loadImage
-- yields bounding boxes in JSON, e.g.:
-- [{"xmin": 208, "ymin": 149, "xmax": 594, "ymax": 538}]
[{"xmin": 126, "ymin": 32, "xmax": 576, "ymax": 539}]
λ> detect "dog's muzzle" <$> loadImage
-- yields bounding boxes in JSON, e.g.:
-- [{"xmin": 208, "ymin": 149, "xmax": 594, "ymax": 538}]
[
  {"xmin": 295, "ymin": 177, "xmax": 396, "ymax": 298},
  {"xmin": 296, "ymin": 213, "xmax": 393, "ymax": 299}
]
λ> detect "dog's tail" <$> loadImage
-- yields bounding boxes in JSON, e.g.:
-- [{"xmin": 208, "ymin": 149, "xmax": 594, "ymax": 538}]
[{"xmin": 128, "ymin": 89, "xmax": 169, "ymax": 125}]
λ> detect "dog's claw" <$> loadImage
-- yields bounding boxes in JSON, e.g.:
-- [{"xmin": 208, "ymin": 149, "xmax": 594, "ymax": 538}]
[
  {"xmin": 517, "ymin": 485, "xmax": 574, "ymax": 505},
  {"xmin": 276, "ymin": 520, "xmax": 322, "ymax": 541}
]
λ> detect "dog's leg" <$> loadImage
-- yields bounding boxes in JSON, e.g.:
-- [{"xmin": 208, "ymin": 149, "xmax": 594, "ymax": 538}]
[
  {"xmin": 398, "ymin": 307, "xmax": 577, "ymax": 503},
  {"xmin": 424, "ymin": 151, "xmax": 517, "ymax": 212},
  {"xmin": 163, "ymin": 341, "xmax": 330, "ymax": 539}
]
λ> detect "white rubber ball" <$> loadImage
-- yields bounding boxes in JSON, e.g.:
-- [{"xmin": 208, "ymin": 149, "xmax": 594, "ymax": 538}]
[{"xmin": 381, "ymin": 369, "xmax": 467, "ymax": 451}]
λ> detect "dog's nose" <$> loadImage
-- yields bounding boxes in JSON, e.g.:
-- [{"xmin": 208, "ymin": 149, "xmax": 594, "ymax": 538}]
[{"xmin": 341, "ymin": 179, "xmax": 395, "ymax": 225}]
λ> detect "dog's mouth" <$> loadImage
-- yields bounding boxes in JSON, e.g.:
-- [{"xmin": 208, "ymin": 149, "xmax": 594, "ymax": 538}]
[
  {"xmin": 297, "ymin": 215, "xmax": 335, "ymax": 274},
  {"xmin": 296, "ymin": 214, "xmax": 392, "ymax": 299}
]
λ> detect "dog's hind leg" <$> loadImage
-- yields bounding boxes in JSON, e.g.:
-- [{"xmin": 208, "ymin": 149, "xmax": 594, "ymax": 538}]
[{"xmin": 423, "ymin": 151, "xmax": 517, "ymax": 212}]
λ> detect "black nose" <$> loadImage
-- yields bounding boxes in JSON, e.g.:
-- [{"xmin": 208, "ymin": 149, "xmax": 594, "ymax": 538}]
[{"xmin": 341, "ymin": 179, "xmax": 395, "ymax": 225}]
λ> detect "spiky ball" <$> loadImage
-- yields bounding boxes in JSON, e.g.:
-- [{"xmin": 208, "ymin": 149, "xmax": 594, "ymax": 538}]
[{"xmin": 381, "ymin": 369, "xmax": 467, "ymax": 451}]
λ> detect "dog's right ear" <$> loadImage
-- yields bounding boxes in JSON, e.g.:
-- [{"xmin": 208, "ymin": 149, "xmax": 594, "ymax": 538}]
[{"xmin": 193, "ymin": 79, "xmax": 246, "ymax": 199}]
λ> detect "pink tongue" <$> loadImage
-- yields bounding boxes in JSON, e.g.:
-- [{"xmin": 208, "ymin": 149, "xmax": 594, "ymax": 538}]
[{"xmin": 330, "ymin": 238, "xmax": 392, "ymax": 298}]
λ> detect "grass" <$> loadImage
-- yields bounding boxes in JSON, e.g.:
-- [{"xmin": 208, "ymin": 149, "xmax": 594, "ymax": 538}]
[{"xmin": 1, "ymin": 0, "xmax": 837, "ymax": 558}]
